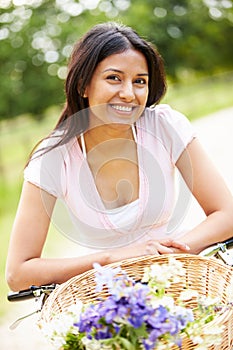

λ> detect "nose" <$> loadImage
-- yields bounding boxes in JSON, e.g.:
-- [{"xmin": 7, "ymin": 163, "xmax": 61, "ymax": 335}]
[{"xmin": 119, "ymin": 81, "xmax": 135, "ymax": 102}]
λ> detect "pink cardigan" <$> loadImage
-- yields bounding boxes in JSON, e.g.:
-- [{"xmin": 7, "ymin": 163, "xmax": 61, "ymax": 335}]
[{"xmin": 24, "ymin": 104, "xmax": 196, "ymax": 249}]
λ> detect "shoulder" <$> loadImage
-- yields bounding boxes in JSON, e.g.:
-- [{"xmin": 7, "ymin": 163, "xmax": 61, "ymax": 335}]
[
  {"xmin": 32, "ymin": 130, "xmax": 65, "ymax": 155},
  {"xmin": 25, "ymin": 130, "xmax": 77, "ymax": 179},
  {"xmin": 142, "ymin": 104, "xmax": 191, "ymax": 127},
  {"xmin": 140, "ymin": 104, "xmax": 196, "ymax": 138},
  {"xmin": 24, "ymin": 131, "xmax": 76, "ymax": 197},
  {"xmin": 30, "ymin": 129, "xmax": 76, "ymax": 162},
  {"xmin": 139, "ymin": 104, "xmax": 197, "ymax": 164}
]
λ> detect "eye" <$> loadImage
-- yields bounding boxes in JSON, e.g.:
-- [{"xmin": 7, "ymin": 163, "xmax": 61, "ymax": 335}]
[
  {"xmin": 106, "ymin": 75, "xmax": 121, "ymax": 82},
  {"xmin": 134, "ymin": 78, "xmax": 147, "ymax": 85}
]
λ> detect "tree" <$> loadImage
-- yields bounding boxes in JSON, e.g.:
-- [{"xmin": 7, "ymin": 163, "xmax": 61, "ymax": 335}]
[
  {"xmin": 122, "ymin": 0, "xmax": 233, "ymax": 78},
  {"xmin": 0, "ymin": 0, "xmax": 232, "ymax": 120},
  {"xmin": 0, "ymin": 0, "xmax": 112, "ymax": 120}
]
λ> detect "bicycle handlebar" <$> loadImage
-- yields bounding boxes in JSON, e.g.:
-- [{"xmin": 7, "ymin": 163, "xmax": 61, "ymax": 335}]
[
  {"xmin": 7, "ymin": 284, "xmax": 57, "ymax": 302},
  {"xmin": 199, "ymin": 237, "xmax": 233, "ymax": 260}
]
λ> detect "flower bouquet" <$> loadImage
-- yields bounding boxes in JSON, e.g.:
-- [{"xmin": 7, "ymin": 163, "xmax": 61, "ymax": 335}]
[{"xmin": 39, "ymin": 256, "xmax": 233, "ymax": 350}]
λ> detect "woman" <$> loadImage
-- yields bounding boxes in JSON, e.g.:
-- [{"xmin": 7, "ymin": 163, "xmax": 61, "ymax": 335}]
[{"xmin": 6, "ymin": 22, "xmax": 233, "ymax": 291}]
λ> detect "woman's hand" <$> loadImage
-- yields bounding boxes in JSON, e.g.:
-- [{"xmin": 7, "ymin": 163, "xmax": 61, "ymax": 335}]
[
  {"xmin": 120, "ymin": 238, "xmax": 190, "ymax": 260},
  {"xmin": 143, "ymin": 238, "xmax": 190, "ymax": 255}
]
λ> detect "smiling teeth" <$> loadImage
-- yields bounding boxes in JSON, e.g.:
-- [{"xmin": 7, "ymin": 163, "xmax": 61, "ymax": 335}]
[{"xmin": 111, "ymin": 105, "xmax": 132, "ymax": 112}]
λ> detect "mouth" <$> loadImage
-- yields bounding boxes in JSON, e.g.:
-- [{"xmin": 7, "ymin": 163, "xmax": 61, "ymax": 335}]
[{"xmin": 110, "ymin": 104, "xmax": 134, "ymax": 113}]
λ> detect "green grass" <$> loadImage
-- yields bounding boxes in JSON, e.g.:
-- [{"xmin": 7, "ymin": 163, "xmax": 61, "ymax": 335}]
[
  {"xmin": 163, "ymin": 71, "xmax": 233, "ymax": 120},
  {"xmin": 0, "ymin": 72, "xmax": 232, "ymax": 317}
]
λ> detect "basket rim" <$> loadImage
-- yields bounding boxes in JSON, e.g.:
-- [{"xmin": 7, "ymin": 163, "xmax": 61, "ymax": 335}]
[{"xmin": 48, "ymin": 253, "xmax": 233, "ymax": 295}]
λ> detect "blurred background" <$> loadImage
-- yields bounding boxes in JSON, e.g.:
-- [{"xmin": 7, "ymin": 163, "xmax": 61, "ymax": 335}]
[{"xmin": 0, "ymin": 0, "xmax": 233, "ymax": 326}]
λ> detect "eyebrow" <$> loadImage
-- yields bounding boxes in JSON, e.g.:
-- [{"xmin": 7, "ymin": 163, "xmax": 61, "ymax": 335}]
[{"xmin": 102, "ymin": 68, "xmax": 149, "ymax": 76}]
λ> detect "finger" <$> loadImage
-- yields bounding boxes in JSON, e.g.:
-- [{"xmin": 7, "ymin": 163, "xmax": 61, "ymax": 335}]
[
  {"xmin": 161, "ymin": 239, "xmax": 190, "ymax": 251},
  {"xmin": 145, "ymin": 241, "xmax": 172, "ymax": 255},
  {"xmin": 172, "ymin": 242, "xmax": 190, "ymax": 251},
  {"xmin": 156, "ymin": 245, "xmax": 174, "ymax": 254}
]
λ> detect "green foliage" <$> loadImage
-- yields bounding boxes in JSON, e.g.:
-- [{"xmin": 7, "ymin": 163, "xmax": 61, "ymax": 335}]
[
  {"xmin": 0, "ymin": 0, "xmax": 232, "ymax": 121},
  {"xmin": 122, "ymin": 0, "xmax": 233, "ymax": 78},
  {"xmin": 0, "ymin": 1, "xmax": 109, "ymax": 120},
  {"xmin": 63, "ymin": 332, "xmax": 85, "ymax": 350},
  {"xmin": 163, "ymin": 72, "xmax": 233, "ymax": 119}
]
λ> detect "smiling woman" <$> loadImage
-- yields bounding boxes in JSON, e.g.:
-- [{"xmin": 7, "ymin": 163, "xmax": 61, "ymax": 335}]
[
  {"xmin": 5, "ymin": 22, "xmax": 233, "ymax": 292},
  {"xmin": 84, "ymin": 49, "xmax": 148, "ymax": 128}
]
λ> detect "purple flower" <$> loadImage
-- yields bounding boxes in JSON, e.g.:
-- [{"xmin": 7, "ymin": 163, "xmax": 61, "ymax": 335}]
[
  {"xmin": 74, "ymin": 264, "xmax": 197, "ymax": 349},
  {"xmin": 96, "ymin": 298, "xmax": 120, "ymax": 323},
  {"xmin": 142, "ymin": 338, "xmax": 156, "ymax": 350},
  {"xmin": 173, "ymin": 306, "xmax": 194, "ymax": 329},
  {"xmin": 93, "ymin": 263, "xmax": 122, "ymax": 292},
  {"xmin": 95, "ymin": 326, "xmax": 113, "ymax": 340},
  {"xmin": 147, "ymin": 305, "xmax": 169, "ymax": 328},
  {"xmin": 74, "ymin": 304, "xmax": 101, "ymax": 333}
]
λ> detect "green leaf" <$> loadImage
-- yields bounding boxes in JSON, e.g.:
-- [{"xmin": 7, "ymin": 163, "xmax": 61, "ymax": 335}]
[
  {"xmin": 63, "ymin": 332, "xmax": 85, "ymax": 350},
  {"xmin": 118, "ymin": 337, "xmax": 138, "ymax": 350}
]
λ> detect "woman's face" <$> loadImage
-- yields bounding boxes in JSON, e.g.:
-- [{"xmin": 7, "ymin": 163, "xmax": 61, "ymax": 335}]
[{"xmin": 84, "ymin": 49, "xmax": 149, "ymax": 126}]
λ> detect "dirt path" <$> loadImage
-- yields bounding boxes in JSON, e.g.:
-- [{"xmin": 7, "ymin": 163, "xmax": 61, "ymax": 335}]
[
  {"xmin": 1, "ymin": 107, "xmax": 233, "ymax": 349},
  {"xmin": 0, "ymin": 299, "xmax": 50, "ymax": 349}
]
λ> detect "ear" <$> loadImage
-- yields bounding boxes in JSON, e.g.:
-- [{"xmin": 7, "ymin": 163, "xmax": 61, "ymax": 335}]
[
  {"xmin": 83, "ymin": 87, "xmax": 88, "ymax": 98},
  {"xmin": 83, "ymin": 88, "xmax": 88, "ymax": 98},
  {"xmin": 77, "ymin": 81, "xmax": 88, "ymax": 98}
]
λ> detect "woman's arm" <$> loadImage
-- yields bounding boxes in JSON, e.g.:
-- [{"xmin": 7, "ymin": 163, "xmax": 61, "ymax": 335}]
[
  {"xmin": 6, "ymin": 181, "xmax": 190, "ymax": 291},
  {"xmin": 175, "ymin": 138, "xmax": 233, "ymax": 254}
]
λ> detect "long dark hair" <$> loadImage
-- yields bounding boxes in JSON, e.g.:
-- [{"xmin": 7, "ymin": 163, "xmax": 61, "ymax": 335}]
[{"xmin": 29, "ymin": 22, "xmax": 166, "ymax": 159}]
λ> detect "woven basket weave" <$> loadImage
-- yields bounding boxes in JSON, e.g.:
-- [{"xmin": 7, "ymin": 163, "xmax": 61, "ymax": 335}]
[{"xmin": 40, "ymin": 254, "xmax": 233, "ymax": 349}]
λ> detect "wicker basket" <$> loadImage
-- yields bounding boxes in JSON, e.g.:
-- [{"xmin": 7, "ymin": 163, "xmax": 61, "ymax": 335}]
[{"xmin": 40, "ymin": 254, "xmax": 233, "ymax": 349}]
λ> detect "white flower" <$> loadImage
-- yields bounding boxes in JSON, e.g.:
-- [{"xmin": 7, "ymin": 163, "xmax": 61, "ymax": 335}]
[
  {"xmin": 188, "ymin": 321, "xmax": 224, "ymax": 348},
  {"xmin": 180, "ymin": 289, "xmax": 199, "ymax": 301},
  {"xmin": 198, "ymin": 295, "xmax": 220, "ymax": 307},
  {"xmin": 203, "ymin": 324, "xmax": 225, "ymax": 335},
  {"xmin": 190, "ymin": 335, "xmax": 204, "ymax": 345},
  {"xmin": 156, "ymin": 342, "xmax": 176, "ymax": 350},
  {"xmin": 38, "ymin": 299, "xmax": 83, "ymax": 349},
  {"xmin": 142, "ymin": 257, "xmax": 185, "ymax": 288},
  {"xmin": 82, "ymin": 337, "xmax": 102, "ymax": 350},
  {"xmin": 151, "ymin": 295, "xmax": 175, "ymax": 309},
  {"xmin": 66, "ymin": 299, "xmax": 83, "ymax": 321},
  {"xmin": 202, "ymin": 324, "xmax": 225, "ymax": 345}
]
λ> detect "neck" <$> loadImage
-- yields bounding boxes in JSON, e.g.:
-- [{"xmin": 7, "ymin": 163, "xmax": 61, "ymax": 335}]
[
  {"xmin": 87, "ymin": 123, "xmax": 133, "ymax": 143},
  {"xmin": 79, "ymin": 123, "xmax": 137, "ymax": 158}
]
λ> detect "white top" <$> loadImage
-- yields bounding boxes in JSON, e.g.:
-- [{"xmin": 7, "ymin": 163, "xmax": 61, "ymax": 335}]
[
  {"xmin": 105, "ymin": 199, "xmax": 140, "ymax": 228},
  {"xmin": 24, "ymin": 104, "xmax": 196, "ymax": 249}
]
